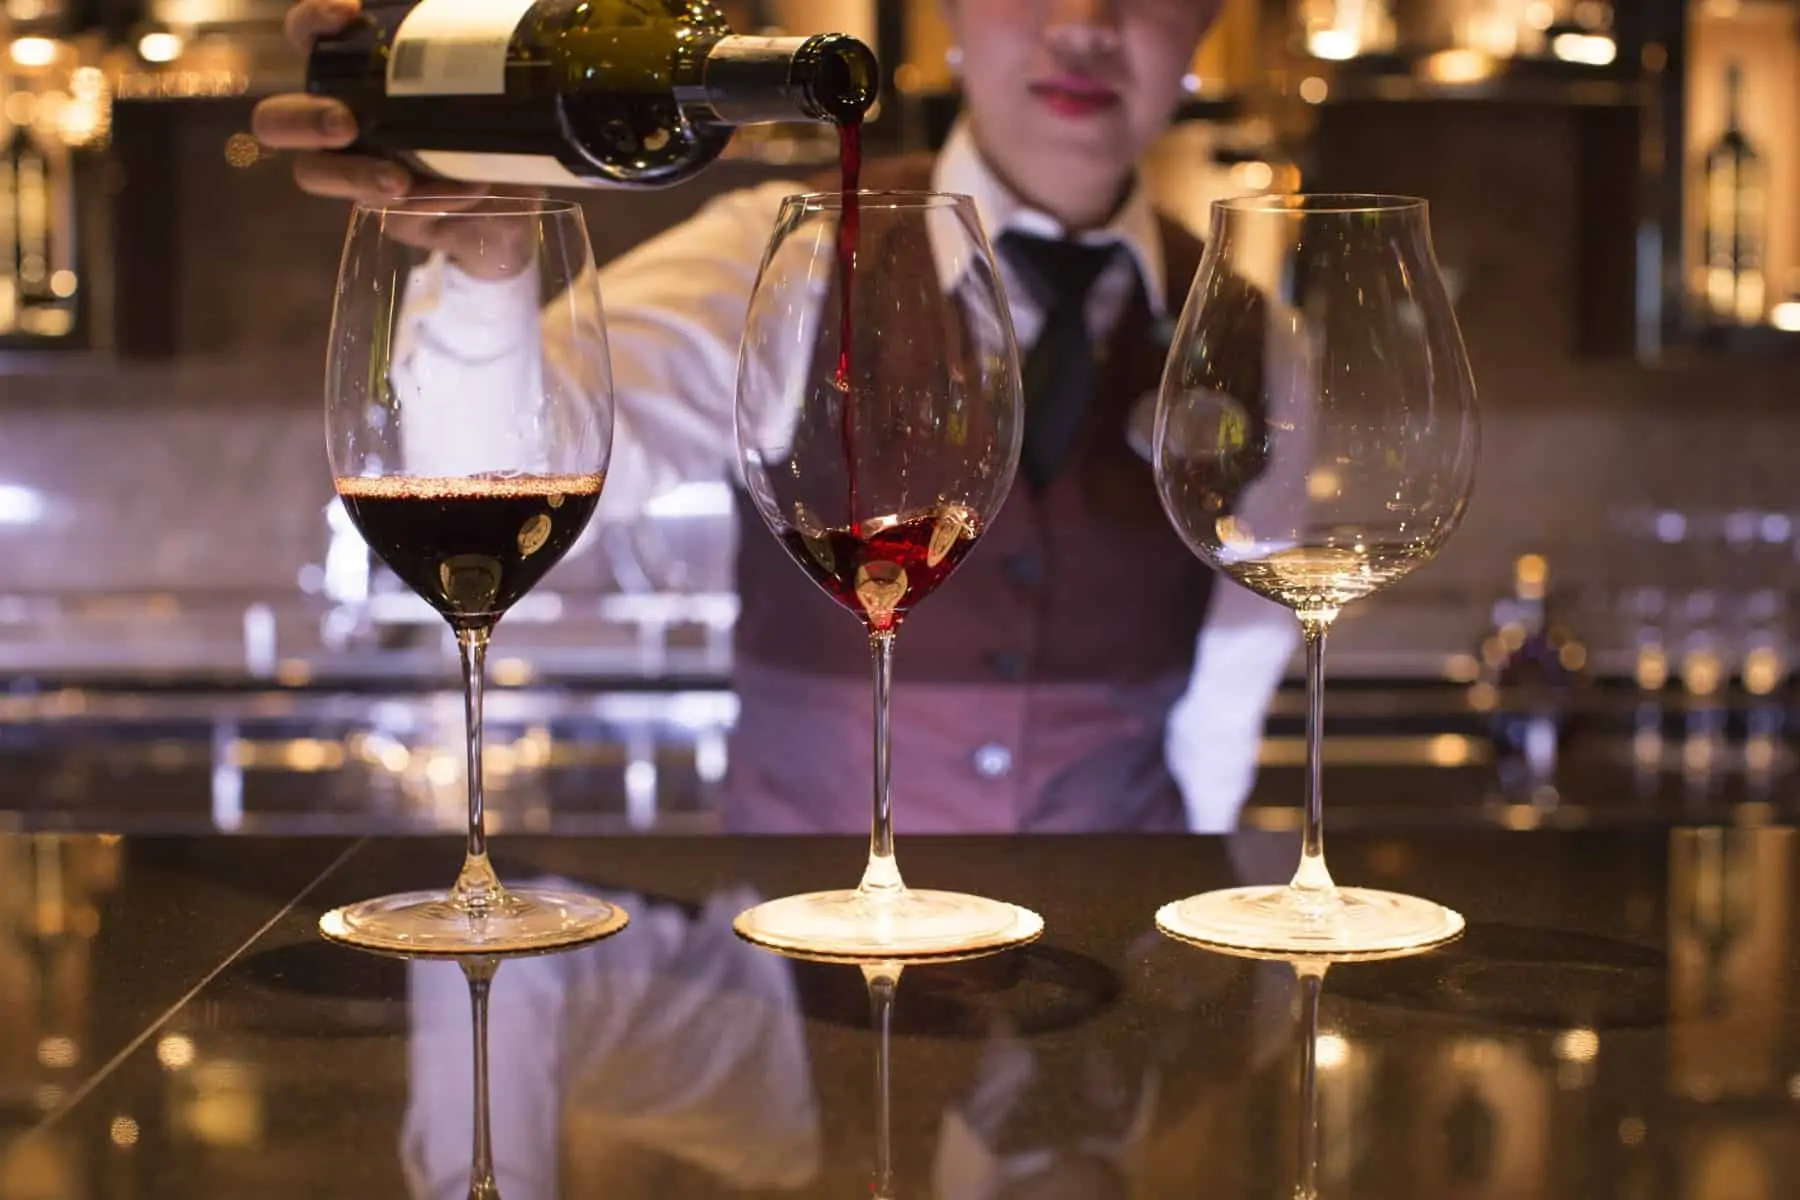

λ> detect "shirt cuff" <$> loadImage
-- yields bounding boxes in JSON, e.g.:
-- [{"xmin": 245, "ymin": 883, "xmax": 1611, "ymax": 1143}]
[{"xmin": 402, "ymin": 253, "xmax": 544, "ymax": 364}]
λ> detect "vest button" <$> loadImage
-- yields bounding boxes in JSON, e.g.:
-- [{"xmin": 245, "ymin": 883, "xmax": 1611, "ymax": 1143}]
[
  {"xmin": 985, "ymin": 651, "xmax": 1027, "ymax": 682},
  {"xmin": 972, "ymin": 743, "xmax": 1013, "ymax": 779}
]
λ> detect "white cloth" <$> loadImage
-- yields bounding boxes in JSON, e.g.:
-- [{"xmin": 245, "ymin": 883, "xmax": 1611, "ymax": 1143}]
[{"xmin": 387, "ymin": 120, "xmax": 1296, "ymax": 832}]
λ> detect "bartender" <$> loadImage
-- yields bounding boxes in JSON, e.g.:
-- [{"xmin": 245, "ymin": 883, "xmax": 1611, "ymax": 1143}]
[{"xmin": 253, "ymin": 0, "xmax": 1295, "ymax": 835}]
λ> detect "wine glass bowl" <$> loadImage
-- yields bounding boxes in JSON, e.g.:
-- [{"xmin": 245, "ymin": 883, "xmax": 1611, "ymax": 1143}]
[
  {"xmin": 319, "ymin": 195, "xmax": 626, "ymax": 954},
  {"xmin": 732, "ymin": 190, "xmax": 1042, "ymax": 958},
  {"xmin": 1154, "ymin": 194, "xmax": 1478, "ymax": 955},
  {"xmin": 737, "ymin": 190, "xmax": 1021, "ymax": 580}
]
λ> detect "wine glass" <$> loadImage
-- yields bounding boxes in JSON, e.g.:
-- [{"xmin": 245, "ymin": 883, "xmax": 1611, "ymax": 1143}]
[
  {"xmin": 319, "ymin": 196, "xmax": 627, "ymax": 953},
  {"xmin": 732, "ymin": 190, "xmax": 1043, "ymax": 957},
  {"xmin": 1153, "ymin": 194, "xmax": 1478, "ymax": 954}
]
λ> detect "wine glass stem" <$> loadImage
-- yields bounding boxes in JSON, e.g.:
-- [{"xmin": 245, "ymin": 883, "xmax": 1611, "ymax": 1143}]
[
  {"xmin": 859, "ymin": 630, "xmax": 904, "ymax": 896},
  {"xmin": 464, "ymin": 957, "xmax": 500, "ymax": 1200},
  {"xmin": 454, "ymin": 626, "xmax": 504, "ymax": 913},
  {"xmin": 1292, "ymin": 619, "xmax": 1337, "ymax": 897}
]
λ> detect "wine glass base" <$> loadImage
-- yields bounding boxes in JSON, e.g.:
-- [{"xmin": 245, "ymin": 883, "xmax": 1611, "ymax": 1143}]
[
  {"xmin": 733, "ymin": 888, "xmax": 1042, "ymax": 959},
  {"xmin": 320, "ymin": 885, "xmax": 628, "ymax": 955},
  {"xmin": 1156, "ymin": 885, "xmax": 1463, "ymax": 956}
]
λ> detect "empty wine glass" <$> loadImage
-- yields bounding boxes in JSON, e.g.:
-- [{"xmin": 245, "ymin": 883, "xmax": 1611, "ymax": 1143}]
[
  {"xmin": 1154, "ymin": 195, "xmax": 1479, "ymax": 954},
  {"xmin": 732, "ymin": 190, "xmax": 1042, "ymax": 957},
  {"xmin": 319, "ymin": 196, "xmax": 627, "ymax": 954}
]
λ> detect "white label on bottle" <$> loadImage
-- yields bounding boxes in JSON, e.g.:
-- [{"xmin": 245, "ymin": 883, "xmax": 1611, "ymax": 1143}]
[
  {"xmin": 706, "ymin": 35, "xmax": 795, "ymax": 64},
  {"xmin": 414, "ymin": 150, "xmax": 612, "ymax": 189},
  {"xmin": 387, "ymin": 0, "xmax": 537, "ymax": 97}
]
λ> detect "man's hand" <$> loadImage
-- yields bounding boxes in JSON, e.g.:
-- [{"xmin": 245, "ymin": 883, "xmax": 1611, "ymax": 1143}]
[
  {"xmin": 253, "ymin": 0, "xmax": 539, "ymax": 277},
  {"xmin": 251, "ymin": 0, "xmax": 426, "ymax": 202}
]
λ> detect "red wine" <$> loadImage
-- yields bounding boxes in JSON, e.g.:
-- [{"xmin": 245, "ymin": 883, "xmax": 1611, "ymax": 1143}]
[
  {"xmin": 835, "ymin": 118, "xmax": 864, "ymax": 520},
  {"xmin": 337, "ymin": 474, "xmax": 603, "ymax": 629},
  {"xmin": 780, "ymin": 506, "xmax": 982, "ymax": 633},
  {"xmin": 307, "ymin": 1, "xmax": 877, "ymax": 189},
  {"xmin": 834, "ymin": 119, "xmax": 863, "ymax": 389}
]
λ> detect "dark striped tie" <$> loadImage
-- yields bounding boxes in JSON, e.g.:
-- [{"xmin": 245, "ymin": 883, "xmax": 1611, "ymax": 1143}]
[{"xmin": 998, "ymin": 231, "xmax": 1121, "ymax": 493}]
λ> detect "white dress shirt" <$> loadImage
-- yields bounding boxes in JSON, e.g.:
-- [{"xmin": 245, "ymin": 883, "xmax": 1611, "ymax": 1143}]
[{"xmin": 388, "ymin": 121, "xmax": 1295, "ymax": 832}]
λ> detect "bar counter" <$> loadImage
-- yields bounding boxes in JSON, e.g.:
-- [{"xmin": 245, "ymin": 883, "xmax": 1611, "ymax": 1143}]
[{"xmin": 2, "ymin": 825, "xmax": 1796, "ymax": 1196}]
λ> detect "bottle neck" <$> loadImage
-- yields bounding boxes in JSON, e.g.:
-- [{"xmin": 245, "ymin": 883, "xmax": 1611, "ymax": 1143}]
[{"xmin": 682, "ymin": 33, "xmax": 877, "ymax": 127}]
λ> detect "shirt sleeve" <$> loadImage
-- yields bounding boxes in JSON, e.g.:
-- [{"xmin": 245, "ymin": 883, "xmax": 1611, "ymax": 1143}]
[
  {"xmin": 385, "ymin": 179, "xmax": 800, "ymax": 519},
  {"xmin": 388, "ymin": 255, "xmax": 552, "ymax": 479},
  {"xmin": 592, "ymin": 179, "xmax": 800, "ymax": 522},
  {"xmin": 1166, "ymin": 578, "xmax": 1296, "ymax": 832}
]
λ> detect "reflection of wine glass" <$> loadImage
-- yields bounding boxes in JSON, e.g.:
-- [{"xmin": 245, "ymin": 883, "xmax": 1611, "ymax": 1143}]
[
  {"xmin": 865, "ymin": 962, "xmax": 901, "ymax": 1200},
  {"xmin": 347, "ymin": 944, "xmax": 573, "ymax": 1200},
  {"xmin": 1162, "ymin": 935, "xmax": 1441, "ymax": 1200},
  {"xmin": 402, "ymin": 885, "xmax": 822, "ymax": 1196},
  {"xmin": 732, "ymin": 191, "xmax": 1041, "ymax": 957},
  {"xmin": 1290, "ymin": 958, "xmax": 1329, "ymax": 1200},
  {"xmin": 461, "ymin": 957, "xmax": 503, "ymax": 1200},
  {"xmin": 318, "ymin": 197, "xmax": 627, "ymax": 953},
  {"xmin": 1154, "ymin": 195, "xmax": 1479, "ymax": 954},
  {"xmin": 763, "ymin": 942, "xmax": 1023, "ymax": 1197}
]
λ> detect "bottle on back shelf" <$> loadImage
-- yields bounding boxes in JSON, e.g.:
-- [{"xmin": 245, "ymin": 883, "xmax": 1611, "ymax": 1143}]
[
  {"xmin": 307, "ymin": 0, "xmax": 879, "ymax": 189},
  {"xmin": 3, "ymin": 114, "xmax": 78, "ymax": 341},
  {"xmin": 1701, "ymin": 61, "xmax": 1767, "ymax": 327}
]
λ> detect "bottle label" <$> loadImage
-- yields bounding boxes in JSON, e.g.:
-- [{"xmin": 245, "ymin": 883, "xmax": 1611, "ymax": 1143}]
[
  {"xmin": 708, "ymin": 35, "xmax": 803, "ymax": 64},
  {"xmin": 387, "ymin": 0, "xmax": 536, "ymax": 97},
  {"xmin": 413, "ymin": 150, "xmax": 609, "ymax": 189}
]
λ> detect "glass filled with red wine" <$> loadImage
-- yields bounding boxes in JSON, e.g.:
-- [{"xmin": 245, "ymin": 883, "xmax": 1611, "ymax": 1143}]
[
  {"xmin": 319, "ymin": 195, "xmax": 626, "ymax": 954},
  {"xmin": 732, "ymin": 190, "xmax": 1043, "ymax": 957}
]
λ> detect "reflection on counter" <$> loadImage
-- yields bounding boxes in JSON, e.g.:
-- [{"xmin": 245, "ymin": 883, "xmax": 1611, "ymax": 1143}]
[
  {"xmin": 403, "ymin": 888, "xmax": 819, "ymax": 1198},
  {"xmin": 1, "ymin": 829, "xmax": 1798, "ymax": 1196}
]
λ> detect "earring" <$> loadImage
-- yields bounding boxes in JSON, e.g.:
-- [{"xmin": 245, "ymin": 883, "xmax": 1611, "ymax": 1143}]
[{"xmin": 945, "ymin": 45, "xmax": 963, "ymax": 73}]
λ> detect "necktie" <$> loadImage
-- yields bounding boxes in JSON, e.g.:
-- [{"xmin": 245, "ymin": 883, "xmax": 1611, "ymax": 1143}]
[{"xmin": 997, "ymin": 231, "xmax": 1121, "ymax": 493}]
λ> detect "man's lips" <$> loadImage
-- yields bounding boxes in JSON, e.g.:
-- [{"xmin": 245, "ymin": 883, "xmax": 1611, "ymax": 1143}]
[{"xmin": 1027, "ymin": 75, "xmax": 1122, "ymax": 117}]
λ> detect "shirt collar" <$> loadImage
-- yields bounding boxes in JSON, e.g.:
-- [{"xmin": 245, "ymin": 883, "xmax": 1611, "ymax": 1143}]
[{"xmin": 931, "ymin": 119, "xmax": 1167, "ymax": 315}]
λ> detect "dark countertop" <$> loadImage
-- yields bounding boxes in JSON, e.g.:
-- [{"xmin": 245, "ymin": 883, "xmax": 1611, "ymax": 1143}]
[{"xmin": 1, "ymin": 827, "xmax": 1797, "ymax": 1197}]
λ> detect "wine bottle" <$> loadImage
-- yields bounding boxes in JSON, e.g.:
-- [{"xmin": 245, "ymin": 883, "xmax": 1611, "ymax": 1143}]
[
  {"xmin": 307, "ymin": 0, "xmax": 879, "ymax": 190},
  {"xmin": 1702, "ymin": 62, "xmax": 1766, "ymax": 326}
]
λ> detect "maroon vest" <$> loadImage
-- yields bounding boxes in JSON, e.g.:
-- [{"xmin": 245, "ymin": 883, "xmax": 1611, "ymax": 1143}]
[{"xmin": 733, "ymin": 156, "xmax": 1215, "ymax": 686}]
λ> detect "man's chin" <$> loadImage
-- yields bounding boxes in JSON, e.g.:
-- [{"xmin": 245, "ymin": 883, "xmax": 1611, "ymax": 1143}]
[
  {"xmin": 1028, "ymin": 110, "xmax": 1138, "ymax": 158},
  {"xmin": 1035, "ymin": 133, "xmax": 1138, "ymax": 184}
]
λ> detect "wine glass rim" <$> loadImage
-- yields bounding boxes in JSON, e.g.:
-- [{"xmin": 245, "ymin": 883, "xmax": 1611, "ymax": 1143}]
[
  {"xmin": 1216, "ymin": 192, "xmax": 1428, "ymax": 215},
  {"xmin": 783, "ymin": 188, "xmax": 972, "ymax": 212},
  {"xmin": 352, "ymin": 194, "xmax": 584, "ymax": 218}
]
